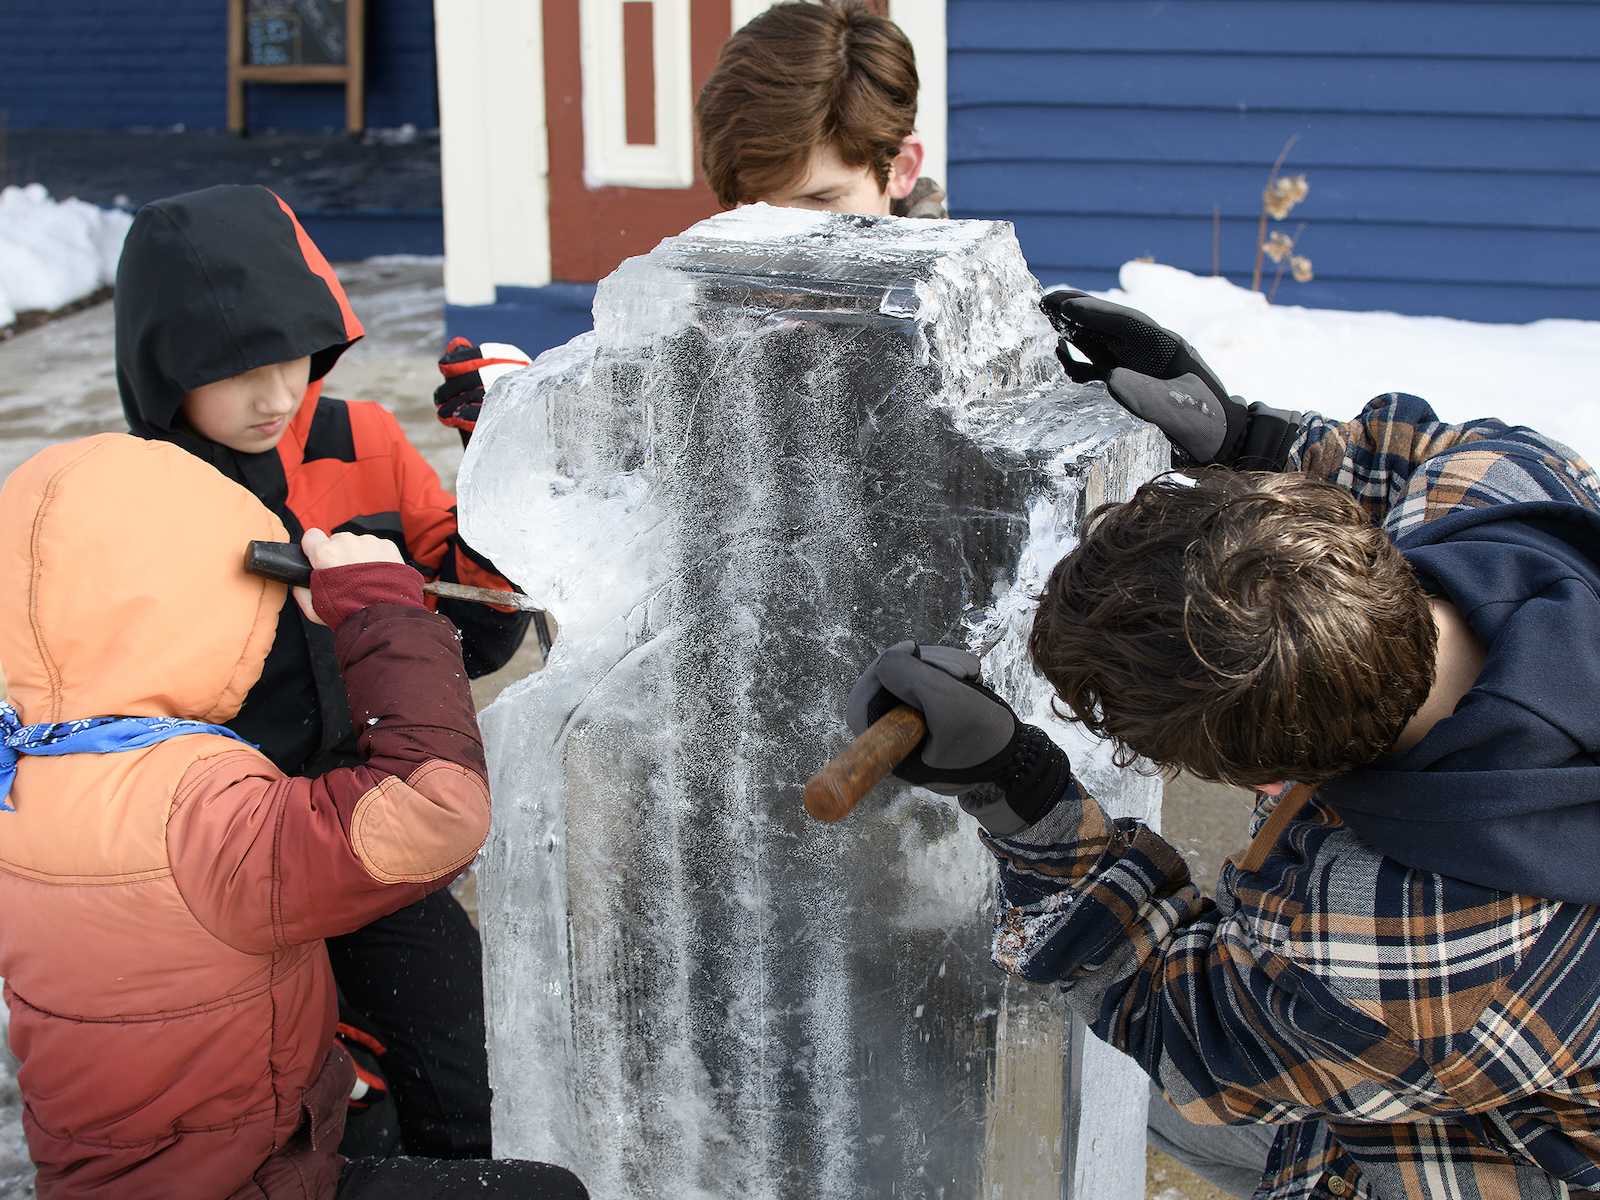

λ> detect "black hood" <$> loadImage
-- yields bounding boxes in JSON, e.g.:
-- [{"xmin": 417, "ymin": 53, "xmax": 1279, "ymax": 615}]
[
  {"xmin": 1323, "ymin": 501, "xmax": 1600, "ymax": 904},
  {"xmin": 115, "ymin": 184, "xmax": 363, "ymax": 488}
]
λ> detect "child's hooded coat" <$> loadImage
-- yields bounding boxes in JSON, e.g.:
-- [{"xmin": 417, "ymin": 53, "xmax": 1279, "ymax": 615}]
[
  {"xmin": 0, "ymin": 435, "xmax": 491, "ymax": 1198},
  {"xmin": 115, "ymin": 185, "xmax": 528, "ymax": 775}
]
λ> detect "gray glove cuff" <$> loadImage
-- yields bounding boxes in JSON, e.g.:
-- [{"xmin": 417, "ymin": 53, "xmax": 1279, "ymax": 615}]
[{"xmin": 959, "ymin": 784, "xmax": 1031, "ymax": 837}]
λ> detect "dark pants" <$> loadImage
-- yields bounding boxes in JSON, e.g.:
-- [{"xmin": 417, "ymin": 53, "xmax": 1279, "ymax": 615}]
[
  {"xmin": 339, "ymin": 1157, "xmax": 588, "ymax": 1199},
  {"xmin": 1146, "ymin": 1081, "xmax": 1275, "ymax": 1200},
  {"xmin": 327, "ymin": 890, "xmax": 492, "ymax": 1159}
]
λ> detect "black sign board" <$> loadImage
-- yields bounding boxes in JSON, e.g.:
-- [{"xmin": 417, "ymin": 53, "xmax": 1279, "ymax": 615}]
[
  {"xmin": 228, "ymin": 0, "xmax": 366, "ymax": 132},
  {"xmin": 245, "ymin": 1, "xmax": 349, "ymax": 68}
]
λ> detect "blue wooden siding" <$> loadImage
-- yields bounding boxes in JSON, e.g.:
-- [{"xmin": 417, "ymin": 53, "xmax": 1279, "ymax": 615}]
[
  {"xmin": 0, "ymin": 0, "xmax": 438, "ymax": 131},
  {"xmin": 947, "ymin": 0, "xmax": 1600, "ymax": 321}
]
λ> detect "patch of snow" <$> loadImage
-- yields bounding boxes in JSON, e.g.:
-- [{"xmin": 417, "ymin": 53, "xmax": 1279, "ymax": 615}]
[
  {"xmin": 353, "ymin": 254, "xmax": 446, "ymax": 266},
  {"xmin": 1093, "ymin": 260, "xmax": 1600, "ymax": 464},
  {"xmin": 0, "ymin": 185, "xmax": 133, "ymax": 324}
]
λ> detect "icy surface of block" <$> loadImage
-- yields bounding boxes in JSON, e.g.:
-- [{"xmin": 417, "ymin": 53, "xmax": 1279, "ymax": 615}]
[{"xmin": 459, "ymin": 205, "xmax": 1167, "ymax": 1199}]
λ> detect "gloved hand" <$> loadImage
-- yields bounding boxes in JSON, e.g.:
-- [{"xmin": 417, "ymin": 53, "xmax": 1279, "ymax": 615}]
[
  {"xmin": 846, "ymin": 641, "xmax": 1071, "ymax": 834},
  {"xmin": 1043, "ymin": 288, "xmax": 1231, "ymax": 398},
  {"xmin": 434, "ymin": 339, "xmax": 533, "ymax": 438},
  {"xmin": 1041, "ymin": 290, "xmax": 1301, "ymax": 470}
]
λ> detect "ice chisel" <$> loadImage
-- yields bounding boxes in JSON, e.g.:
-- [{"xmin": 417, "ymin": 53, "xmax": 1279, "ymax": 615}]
[
  {"xmin": 244, "ymin": 540, "xmax": 541, "ymax": 611},
  {"xmin": 802, "ymin": 704, "xmax": 928, "ymax": 822}
]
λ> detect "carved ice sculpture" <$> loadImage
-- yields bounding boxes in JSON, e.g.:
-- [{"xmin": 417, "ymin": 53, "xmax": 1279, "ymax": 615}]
[{"xmin": 458, "ymin": 205, "xmax": 1168, "ymax": 1199}]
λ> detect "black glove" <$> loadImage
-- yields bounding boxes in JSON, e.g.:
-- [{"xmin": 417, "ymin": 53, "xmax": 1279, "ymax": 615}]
[
  {"xmin": 845, "ymin": 641, "xmax": 1071, "ymax": 834},
  {"xmin": 1043, "ymin": 289, "xmax": 1231, "ymax": 398},
  {"xmin": 434, "ymin": 338, "xmax": 531, "ymax": 441},
  {"xmin": 1042, "ymin": 290, "xmax": 1301, "ymax": 470}
]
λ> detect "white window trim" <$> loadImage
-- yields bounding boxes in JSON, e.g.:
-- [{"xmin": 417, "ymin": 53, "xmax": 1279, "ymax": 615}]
[
  {"xmin": 581, "ymin": 0, "xmax": 696, "ymax": 189},
  {"xmin": 730, "ymin": 0, "xmax": 777, "ymax": 30},
  {"xmin": 890, "ymin": 0, "xmax": 946, "ymax": 193},
  {"xmin": 437, "ymin": 0, "xmax": 553, "ymax": 300}
]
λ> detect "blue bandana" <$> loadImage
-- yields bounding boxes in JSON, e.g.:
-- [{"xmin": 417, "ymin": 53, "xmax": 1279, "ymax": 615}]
[{"xmin": 0, "ymin": 700, "xmax": 254, "ymax": 811}]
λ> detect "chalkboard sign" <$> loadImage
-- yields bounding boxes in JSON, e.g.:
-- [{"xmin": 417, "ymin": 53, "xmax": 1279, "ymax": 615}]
[
  {"xmin": 246, "ymin": 0, "xmax": 348, "ymax": 67},
  {"xmin": 227, "ymin": 0, "xmax": 366, "ymax": 132}
]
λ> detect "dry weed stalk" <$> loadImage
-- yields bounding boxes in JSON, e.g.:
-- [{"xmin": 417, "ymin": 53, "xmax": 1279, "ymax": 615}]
[
  {"xmin": 1265, "ymin": 223, "xmax": 1312, "ymax": 303},
  {"xmin": 1249, "ymin": 137, "xmax": 1314, "ymax": 302}
]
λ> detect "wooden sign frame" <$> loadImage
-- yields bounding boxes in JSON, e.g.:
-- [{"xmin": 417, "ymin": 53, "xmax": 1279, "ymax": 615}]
[{"xmin": 227, "ymin": 0, "xmax": 366, "ymax": 133}]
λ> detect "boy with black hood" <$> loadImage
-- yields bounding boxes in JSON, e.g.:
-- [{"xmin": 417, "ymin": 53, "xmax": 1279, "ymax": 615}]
[
  {"xmin": 115, "ymin": 184, "xmax": 525, "ymax": 1159},
  {"xmin": 844, "ymin": 294, "xmax": 1600, "ymax": 1198}
]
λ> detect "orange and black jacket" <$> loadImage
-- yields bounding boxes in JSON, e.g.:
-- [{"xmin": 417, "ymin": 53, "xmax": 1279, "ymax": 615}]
[{"xmin": 115, "ymin": 185, "xmax": 529, "ymax": 774}]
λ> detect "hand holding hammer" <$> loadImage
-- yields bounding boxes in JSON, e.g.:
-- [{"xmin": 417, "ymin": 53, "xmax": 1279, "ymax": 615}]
[
  {"xmin": 247, "ymin": 538, "xmax": 556, "ymax": 655},
  {"xmin": 803, "ymin": 642, "xmax": 1072, "ymax": 836},
  {"xmin": 806, "ymin": 643, "xmax": 1068, "ymax": 832}
]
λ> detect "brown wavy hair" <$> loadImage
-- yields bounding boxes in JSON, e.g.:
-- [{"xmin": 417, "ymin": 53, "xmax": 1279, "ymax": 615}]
[
  {"xmin": 1029, "ymin": 470, "xmax": 1437, "ymax": 786},
  {"xmin": 694, "ymin": 0, "xmax": 918, "ymax": 207}
]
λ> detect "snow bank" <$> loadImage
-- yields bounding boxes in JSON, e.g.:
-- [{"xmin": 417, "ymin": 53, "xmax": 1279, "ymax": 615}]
[
  {"xmin": 0, "ymin": 184, "xmax": 133, "ymax": 327},
  {"xmin": 1092, "ymin": 261, "xmax": 1600, "ymax": 464}
]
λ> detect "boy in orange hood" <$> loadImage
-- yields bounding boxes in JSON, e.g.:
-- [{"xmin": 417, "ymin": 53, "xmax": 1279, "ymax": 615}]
[{"xmin": 0, "ymin": 433, "xmax": 584, "ymax": 1200}]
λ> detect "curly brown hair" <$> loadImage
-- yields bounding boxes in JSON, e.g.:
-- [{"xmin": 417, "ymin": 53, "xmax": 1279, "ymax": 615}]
[
  {"xmin": 694, "ymin": 0, "xmax": 918, "ymax": 208},
  {"xmin": 1029, "ymin": 470, "xmax": 1437, "ymax": 786}
]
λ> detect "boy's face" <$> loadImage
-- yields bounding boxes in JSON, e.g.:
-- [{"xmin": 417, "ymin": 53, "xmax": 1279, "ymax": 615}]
[
  {"xmin": 180, "ymin": 357, "xmax": 312, "ymax": 453},
  {"xmin": 753, "ymin": 135, "xmax": 925, "ymax": 217}
]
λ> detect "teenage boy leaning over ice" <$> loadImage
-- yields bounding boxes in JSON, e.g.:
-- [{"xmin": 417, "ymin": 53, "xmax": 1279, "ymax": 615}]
[
  {"xmin": 0, "ymin": 434, "xmax": 587, "ymax": 1200},
  {"xmin": 842, "ymin": 293, "xmax": 1600, "ymax": 1200}
]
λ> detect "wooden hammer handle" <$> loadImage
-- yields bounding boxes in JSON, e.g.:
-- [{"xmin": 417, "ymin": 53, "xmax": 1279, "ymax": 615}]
[{"xmin": 803, "ymin": 704, "xmax": 928, "ymax": 822}]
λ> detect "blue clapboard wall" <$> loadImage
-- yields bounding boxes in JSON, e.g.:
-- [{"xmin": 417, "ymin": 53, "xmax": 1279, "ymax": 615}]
[
  {"xmin": 0, "ymin": 0, "xmax": 438, "ymax": 131},
  {"xmin": 947, "ymin": 0, "xmax": 1600, "ymax": 321}
]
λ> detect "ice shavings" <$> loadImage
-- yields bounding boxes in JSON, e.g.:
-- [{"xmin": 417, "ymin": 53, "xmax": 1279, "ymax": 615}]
[{"xmin": 992, "ymin": 890, "xmax": 1079, "ymax": 975}]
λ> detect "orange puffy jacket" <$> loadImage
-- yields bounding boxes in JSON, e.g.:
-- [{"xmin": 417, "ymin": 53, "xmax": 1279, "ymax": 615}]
[{"xmin": 0, "ymin": 435, "xmax": 491, "ymax": 1198}]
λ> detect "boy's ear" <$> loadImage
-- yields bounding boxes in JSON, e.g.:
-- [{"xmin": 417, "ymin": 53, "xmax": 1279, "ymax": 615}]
[{"xmin": 887, "ymin": 134, "xmax": 925, "ymax": 201}]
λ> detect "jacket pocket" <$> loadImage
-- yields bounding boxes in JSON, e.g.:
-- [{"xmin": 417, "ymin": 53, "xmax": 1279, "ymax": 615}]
[{"xmin": 228, "ymin": 1043, "xmax": 355, "ymax": 1200}]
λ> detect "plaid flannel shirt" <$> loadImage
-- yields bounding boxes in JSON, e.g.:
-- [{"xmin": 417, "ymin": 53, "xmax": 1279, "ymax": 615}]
[{"xmin": 985, "ymin": 394, "xmax": 1600, "ymax": 1200}]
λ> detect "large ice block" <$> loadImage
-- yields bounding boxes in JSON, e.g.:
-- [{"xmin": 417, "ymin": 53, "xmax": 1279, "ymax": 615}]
[{"xmin": 459, "ymin": 205, "xmax": 1168, "ymax": 1199}]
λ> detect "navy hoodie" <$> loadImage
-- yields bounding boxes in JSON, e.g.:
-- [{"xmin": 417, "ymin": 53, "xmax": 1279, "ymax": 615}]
[{"xmin": 1324, "ymin": 501, "xmax": 1600, "ymax": 905}]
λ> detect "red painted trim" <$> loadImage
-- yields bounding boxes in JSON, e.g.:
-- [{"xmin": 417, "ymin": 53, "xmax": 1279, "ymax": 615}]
[
  {"xmin": 266, "ymin": 189, "xmax": 365, "ymax": 343},
  {"xmin": 543, "ymin": 0, "xmax": 729, "ymax": 283},
  {"xmin": 690, "ymin": 0, "xmax": 731, "ymax": 91},
  {"xmin": 623, "ymin": 2, "xmax": 657, "ymax": 146}
]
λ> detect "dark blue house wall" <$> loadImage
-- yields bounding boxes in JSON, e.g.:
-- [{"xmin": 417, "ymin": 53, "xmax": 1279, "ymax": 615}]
[
  {"xmin": 948, "ymin": 0, "xmax": 1600, "ymax": 322},
  {"xmin": 0, "ymin": 0, "xmax": 438, "ymax": 131}
]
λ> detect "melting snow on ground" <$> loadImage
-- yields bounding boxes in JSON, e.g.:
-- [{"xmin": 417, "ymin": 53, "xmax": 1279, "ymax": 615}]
[{"xmin": 0, "ymin": 185, "xmax": 132, "ymax": 327}]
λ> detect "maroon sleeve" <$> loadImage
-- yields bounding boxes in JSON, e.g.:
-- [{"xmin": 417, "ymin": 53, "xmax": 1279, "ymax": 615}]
[
  {"xmin": 309, "ymin": 560, "xmax": 425, "ymax": 629},
  {"xmin": 167, "ymin": 606, "xmax": 490, "ymax": 952}
]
